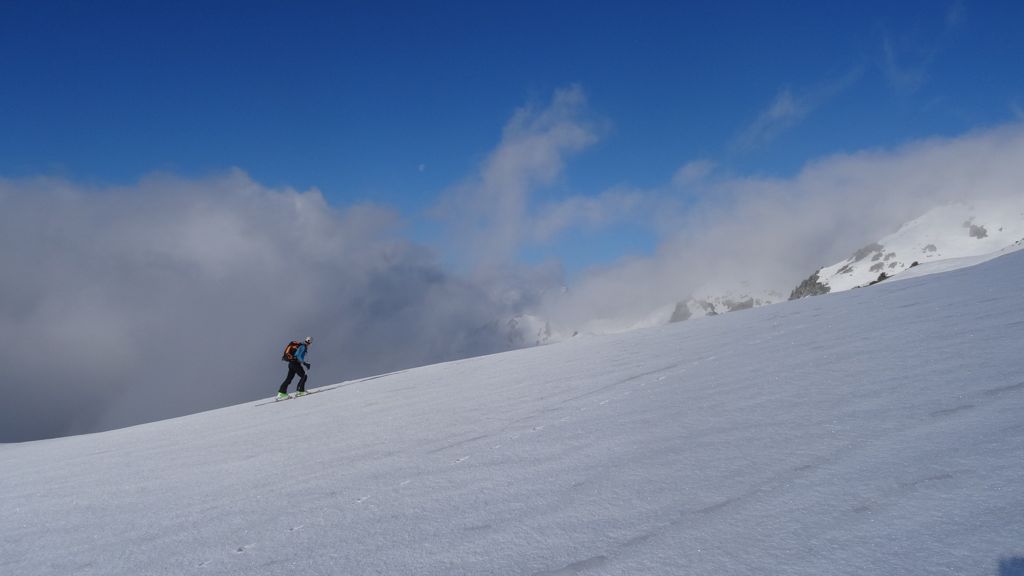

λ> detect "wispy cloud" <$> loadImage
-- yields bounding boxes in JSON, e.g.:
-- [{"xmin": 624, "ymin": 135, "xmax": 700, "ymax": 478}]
[
  {"xmin": 735, "ymin": 87, "xmax": 805, "ymax": 150},
  {"xmin": 531, "ymin": 188, "xmax": 647, "ymax": 243},
  {"xmin": 434, "ymin": 85, "xmax": 599, "ymax": 270},
  {"xmin": 880, "ymin": 2, "xmax": 965, "ymax": 95},
  {"xmin": 881, "ymin": 36, "xmax": 930, "ymax": 94},
  {"xmin": 946, "ymin": 0, "xmax": 966, "ymax": 29},
  {"xmin": 671, "ymin": 159, "xmax": 716, "ymax": 188},
  {"xmin": 735, "ymin": 67, "xmax": 863, "ymax": 150}
]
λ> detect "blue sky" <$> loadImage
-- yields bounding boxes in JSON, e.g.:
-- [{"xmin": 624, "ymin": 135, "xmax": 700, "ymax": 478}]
[{"xmin": 2, "ymin": 0, "xmax": 1023, "ymax": 271}]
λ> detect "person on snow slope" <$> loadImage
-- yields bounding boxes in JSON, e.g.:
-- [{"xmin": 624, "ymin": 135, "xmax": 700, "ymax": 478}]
[{"xmin": 278, "ymin": 336, "xmax": 312, "ymax": 399}]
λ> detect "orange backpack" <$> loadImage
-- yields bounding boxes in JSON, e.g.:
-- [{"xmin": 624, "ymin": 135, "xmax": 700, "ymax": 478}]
[{"xmin": 282, "ymin": 341, "xmax": 301, "ymax": 362}]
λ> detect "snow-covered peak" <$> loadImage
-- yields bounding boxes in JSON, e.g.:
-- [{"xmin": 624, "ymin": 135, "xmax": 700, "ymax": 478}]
[
  {"xmin": 674, "ymin": 284, "xmax": 785, "ymax": 321},
  {"xmin": 502, "ymin": 313, "xmax": 566, "ymax": 346},
  {"xmin": 794, "ymin": 200, "xmax": 1024, "ymax": 298}
]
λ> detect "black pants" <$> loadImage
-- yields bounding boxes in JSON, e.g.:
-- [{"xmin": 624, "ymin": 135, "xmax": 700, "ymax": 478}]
[{"xmin": 279, "ymin": 360, "xmax": 307, "ymax": 394}]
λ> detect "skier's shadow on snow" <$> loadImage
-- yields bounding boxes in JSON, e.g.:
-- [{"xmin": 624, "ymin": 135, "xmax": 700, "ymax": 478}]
[{"xmin": 1001, "ymin": 558, "xmax": 1024, "ymax": 576}]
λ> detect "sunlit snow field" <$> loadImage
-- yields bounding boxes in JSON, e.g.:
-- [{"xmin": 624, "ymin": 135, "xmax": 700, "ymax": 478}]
[{"xmin": 2, "ymin": 250, "xmax": 1023, "ymax": 575}]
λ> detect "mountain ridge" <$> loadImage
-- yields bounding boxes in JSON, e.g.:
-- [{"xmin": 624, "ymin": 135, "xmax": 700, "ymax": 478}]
[
  {"xmin": 505, "ymin": 199, "xmax": 1024, "ymax": 345},
  {"xmin": 792, "ymin": 200, "xmax": 1024, "ymax": 299}
]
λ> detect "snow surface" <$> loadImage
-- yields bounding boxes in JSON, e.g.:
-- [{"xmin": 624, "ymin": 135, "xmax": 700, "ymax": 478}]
[{"xmin": 3, "ymin": 250, "xmax": 1024, "ymax": 575}]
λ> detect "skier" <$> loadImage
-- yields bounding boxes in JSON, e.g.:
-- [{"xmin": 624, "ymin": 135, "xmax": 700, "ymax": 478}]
[{"xmin": 278, "ymin": 336, "xmax": 313, "ymax": 399}]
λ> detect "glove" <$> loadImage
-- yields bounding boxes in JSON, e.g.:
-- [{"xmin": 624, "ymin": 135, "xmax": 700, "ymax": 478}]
[{"xmin": 303, "ymin": 362, "xmax": 311, "ymax": 369}]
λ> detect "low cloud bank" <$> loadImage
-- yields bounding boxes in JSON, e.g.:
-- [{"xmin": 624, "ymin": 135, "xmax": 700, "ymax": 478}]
[
  {"xmin": 0, "ymin": 172, "xmax": 520, "ymax": 441},
  {"xmin": 540, "ymin": 122, "xmax": 1024, "ymax": 329}
]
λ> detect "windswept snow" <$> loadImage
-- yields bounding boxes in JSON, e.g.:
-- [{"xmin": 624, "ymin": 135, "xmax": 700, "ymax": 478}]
[{"xmin": 2, "ymin": 250, "xmax": 1024, "ymax": 575}]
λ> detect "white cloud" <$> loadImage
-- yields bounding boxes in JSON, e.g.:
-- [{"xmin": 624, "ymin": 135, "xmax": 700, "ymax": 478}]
[
  {"xmin": 735, "ymin": 88, "xmax": 806, "ymax": 150},
  {"xmin": 0, "ymin": 170, "xmax": 524, "ymax": 441},
  {"xmin": 542, "ymin": 122, "xmax": 1024, "ymax": 329},
  {"xmin": 671, "ymin": 159, "xmax": 716, "ymax": 188},
  {"xmin": 882, "ymin": 36, "xmax": 929, "ymax": 94},
  {"xmin": 434, "ymin": 85, "xmax": 599, "ymax": 270},
  {"xmin": 735, "ymin": 67, "xmax": 863, "ymax": 150},
  {"xmin": 531, "ymin": 188, "xmax": 647, "ymax": 243}
]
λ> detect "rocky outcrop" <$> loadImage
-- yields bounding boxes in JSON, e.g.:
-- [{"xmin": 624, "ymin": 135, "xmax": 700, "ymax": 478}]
[
  {"xmin": 853, "ymin": 243, "xmax": 884, "ymax": 261},
  {"xmin": 789, "ymin": 270, "xmax": 830, "ymax": 300},
  {"xmin": 669, "ymin": 302, "xmax": 691, "ymax": 323},
  {"xmin": 722, "ymin": 298, "xmax": 755, "ymax": 312},
  {"xmin": 866, "ymin": 272, "xmax": 889, "ymax": 286}
]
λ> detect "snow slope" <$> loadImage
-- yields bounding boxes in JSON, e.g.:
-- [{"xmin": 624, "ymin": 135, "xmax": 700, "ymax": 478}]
[{"xmin": 3, "ymin": 250, "xmax": 1024, "ymax": 575}]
